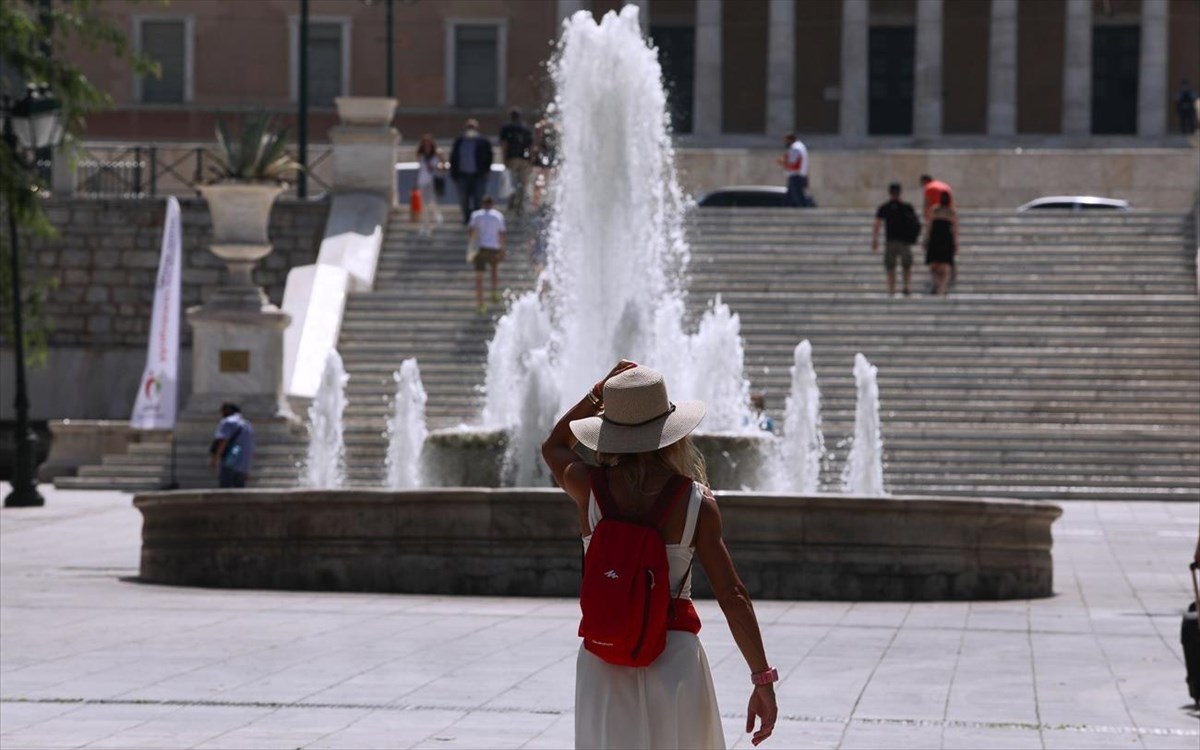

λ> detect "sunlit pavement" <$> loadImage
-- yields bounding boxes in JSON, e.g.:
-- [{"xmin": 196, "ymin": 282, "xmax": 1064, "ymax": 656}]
[{"xmin": 2, "ymin": 484, "xmax": 1198, "ymax": 749}]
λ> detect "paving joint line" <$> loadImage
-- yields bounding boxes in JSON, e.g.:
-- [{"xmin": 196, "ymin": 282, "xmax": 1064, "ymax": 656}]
[{"xmin": 4, "ymin": 698, "xmax": 1196, "ymax": 738}]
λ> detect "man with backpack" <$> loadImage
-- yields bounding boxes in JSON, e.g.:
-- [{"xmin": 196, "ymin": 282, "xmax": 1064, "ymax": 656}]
[
  {"xmin": 498, "ymin": 108, "xmax": 534, "ymax": 216},
  {"xmin": 871, "ymin": 182, "xmax": 921, "ymax": 297},
  {"xmin": 209, "ymin": 402, "xmax": 255, "ymax": 488}
]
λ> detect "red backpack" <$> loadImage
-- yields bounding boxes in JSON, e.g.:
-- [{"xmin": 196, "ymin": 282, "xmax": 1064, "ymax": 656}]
[{"xmin": 578, "ymin": 469, "xmax": 694, "ymax": 668}]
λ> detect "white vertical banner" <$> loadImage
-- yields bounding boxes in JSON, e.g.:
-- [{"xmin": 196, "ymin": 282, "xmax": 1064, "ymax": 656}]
[{"xmin": 130, "ymin": 197, "xmax": 182, "ymax": 430}]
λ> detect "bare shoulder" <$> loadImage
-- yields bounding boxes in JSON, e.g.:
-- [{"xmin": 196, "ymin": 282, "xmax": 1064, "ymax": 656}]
[
  {"xmin": 696, "ymin": 485, "xmax": 724, "ymax": 536},
  {"xmin": 563, "ymin": 461, "xmax": 591, "ymax": 506}
]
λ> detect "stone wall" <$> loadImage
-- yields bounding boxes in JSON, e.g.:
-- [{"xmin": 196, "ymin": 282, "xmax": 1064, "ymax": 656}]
[
  {"xmin": 0, "ymin": 197, "xmax": 327, "ymax": 420},
  {"xmin": 676, "ymin": 147, "xmax": 1200, "ymax": 211},
  {"xmin": 33, "ymin": 197, "xmax": 327, "ymax": 348}
]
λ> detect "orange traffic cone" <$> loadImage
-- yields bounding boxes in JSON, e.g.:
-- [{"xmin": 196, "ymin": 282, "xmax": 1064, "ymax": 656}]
[{"xmin": 409, "ymin": 187, "xmax": 422, "ymax": 222}]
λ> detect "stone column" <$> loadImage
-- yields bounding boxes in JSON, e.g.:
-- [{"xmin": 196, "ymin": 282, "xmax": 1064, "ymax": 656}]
[
  {"xmin": 987, "ymin": 0, "xmax": 1018, "ymax": 136},
  {"xmin": 766, "ymin": 0, "xmax": 796, "ymax": 135},
  {"xmin": 1061, "ymin": 0, "xmax": 1092, "ymax": 135},
  {"xmin": 913, "ymin": 0, "xmax": 943, "ymax": 137},
  {"xmin": 1137, "ymin": 0, "xmax": 1168, "ymax": 136},
  {"xmin": 693, "ymin": 0, "xmax": 723, "ymax": 137},
  {"xmin": 557, "ymin": 0, "xmax": 587, "ymax": 28},
  {"xmin": 839, "ymin": 0, "xmax": 869, "ymax": 140}
]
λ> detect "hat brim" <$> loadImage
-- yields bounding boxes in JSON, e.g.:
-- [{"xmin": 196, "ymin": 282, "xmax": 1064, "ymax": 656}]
[{"xmin": 569, "ymin": 401, "xmax": 706, "ymax": 454}]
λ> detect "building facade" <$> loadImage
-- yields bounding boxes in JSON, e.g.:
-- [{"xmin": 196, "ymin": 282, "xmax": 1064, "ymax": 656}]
[{"xmin": 57, "ymin": 0, "xmax": 1200, "ymax": 143}]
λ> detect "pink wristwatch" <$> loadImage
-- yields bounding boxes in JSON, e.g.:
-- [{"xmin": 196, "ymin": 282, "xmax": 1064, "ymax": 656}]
[{"xmin": 751, "ymin": 667, "xmax": 779, "ymax": 685}]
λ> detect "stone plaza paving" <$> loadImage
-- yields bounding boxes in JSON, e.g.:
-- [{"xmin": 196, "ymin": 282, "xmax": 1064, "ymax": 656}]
[{"xmin": 1, "ymin": 486, "xmax": 1198, "ymax": 749}]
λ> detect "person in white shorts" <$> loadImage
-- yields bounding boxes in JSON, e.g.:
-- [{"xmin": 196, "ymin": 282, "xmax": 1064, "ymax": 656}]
[{"xmin": 467, "ymin": 196, "xmax": 507, "ymax": 313}]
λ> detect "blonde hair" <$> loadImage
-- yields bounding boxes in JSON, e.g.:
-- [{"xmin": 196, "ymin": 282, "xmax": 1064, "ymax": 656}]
[{"xmin": 594, "ymin": 437, "xmax": 707, "ymax": 516}]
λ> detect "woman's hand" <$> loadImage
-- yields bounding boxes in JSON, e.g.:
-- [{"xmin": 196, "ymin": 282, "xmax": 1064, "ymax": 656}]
[
  {"xmin": 747, "ymin": 684, "xmax": 777, "ymax": 746},
  {"xmin": 592, "ymin": 360, "xmax": 637, "ymax": 398}
]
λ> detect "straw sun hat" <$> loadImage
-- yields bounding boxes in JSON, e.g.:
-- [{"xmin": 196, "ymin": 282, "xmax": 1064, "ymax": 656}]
[{"xmin": 569, "ymin": 366, "xmax": 706, "ymax": 454}]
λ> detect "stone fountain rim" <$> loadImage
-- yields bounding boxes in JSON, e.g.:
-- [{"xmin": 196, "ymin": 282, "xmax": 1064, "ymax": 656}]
[{"xmin": 132, "ymin": 487, "xmax": 1062, "ymax": 518}]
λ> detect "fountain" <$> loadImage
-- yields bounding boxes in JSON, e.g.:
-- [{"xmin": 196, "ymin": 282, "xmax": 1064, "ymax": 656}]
[
  {"xmin": 466, "ymin": 6, "xmax": 759, "ymax": 486},
  {"xmin": 776, "ymin": 340, "xmax": 825, "ymax": 494},
  {"xmin": 301, "ymin": 349, "xmax": 349, "ymax": 488},
  {"xmin": 384, "ymin": 359, "xmax": 427, "ymax": 490},
  {"xmin": 842, "ymin": 353, "xmax": 886, "ymax": 496},
  {"xmin": 133, "ymin": 6, "xmax": 1061, "ymax": 602}
]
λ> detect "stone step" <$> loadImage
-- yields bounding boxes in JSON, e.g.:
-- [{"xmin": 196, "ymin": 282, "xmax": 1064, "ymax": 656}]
[
  {"xmin": 296, "ymin": 206, "xmax": 1200, "ymax": 504},
  {"xmin": 881, "ymin": 484, "xmax": 1200, "ymax": 501}
]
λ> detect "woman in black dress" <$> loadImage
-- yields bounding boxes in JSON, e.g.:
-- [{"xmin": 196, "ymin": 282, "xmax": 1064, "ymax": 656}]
[{"xmin": 925, "ymin": 191, "xmax": 957, "ymax": 295}]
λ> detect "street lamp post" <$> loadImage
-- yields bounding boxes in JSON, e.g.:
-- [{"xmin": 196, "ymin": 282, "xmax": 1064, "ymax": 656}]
[
  {"xmin": 386, "ymin": 0, "xmax": 395, "ymax": 98},
  {"xmin": 3, "ymin": 84, "xmax": 64, "ymax": 508},
  {"xmin": 297, "ymin": 0, "xmax": 309, "ymax": 199},
  {"xmin": 362, "ymin": 0, "xmax": 396, "ymax": 98}
]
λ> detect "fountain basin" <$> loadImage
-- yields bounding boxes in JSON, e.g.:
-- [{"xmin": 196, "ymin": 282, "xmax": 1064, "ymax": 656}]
[
  {"xmin": 421, "ymin": 428, "xmax": 775, "ymax": 490},
  {"xmin": 134, "ymin": 489, "xmax": 1061, "ymax": 600}
]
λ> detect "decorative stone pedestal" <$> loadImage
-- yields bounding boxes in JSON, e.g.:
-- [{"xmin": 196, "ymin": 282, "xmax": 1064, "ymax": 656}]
[
  {"xmin": 329, "ymin": 97, "xmax": 400, "ymax": 204},
  {"xmin": 186, "ymin": 305, "xmax": 294, "ymax": 420},
  {"xmin": 186, "ymin": 181, "xmax": 296, "ymax": 425}
]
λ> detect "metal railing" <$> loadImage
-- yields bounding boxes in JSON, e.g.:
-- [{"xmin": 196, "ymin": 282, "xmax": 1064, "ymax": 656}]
[{"xmin": 73, "ymin": 142, "xmax": 333, "ymax": 199}]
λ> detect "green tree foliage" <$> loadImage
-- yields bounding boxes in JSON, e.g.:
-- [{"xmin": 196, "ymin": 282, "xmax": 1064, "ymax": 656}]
[{"xmin": 0, "ymin": 1, "xmax": 157, "ymax": 362}]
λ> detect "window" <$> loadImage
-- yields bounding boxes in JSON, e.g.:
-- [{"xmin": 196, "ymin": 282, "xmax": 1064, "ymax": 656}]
[
  {"xmin": 868, "ymin": 26, "xmax": 915, "ymax": 135},
  {"xmin": 1091, "ymin": 26, "xmax": 1139, "ymax": 135},
  {"xmin": 136, "ymin": 18, "xmax": 191, "ymax": 104},
  {"xmin": 290, "ymin": 18, "xmax": 351, "ymax": 107},
  {"xmin": 446, "ymin": 20, "xmax": 506, "ymax": 108},
  {"xmin": 650, "ymin": 25, "xmax": 694, "ymax": 134}
]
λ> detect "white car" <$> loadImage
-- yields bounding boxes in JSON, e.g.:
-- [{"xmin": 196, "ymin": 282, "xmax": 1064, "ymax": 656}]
[{"xmin": 1017, "ymin": 196, "xmax": 1131, "ymax": 212}]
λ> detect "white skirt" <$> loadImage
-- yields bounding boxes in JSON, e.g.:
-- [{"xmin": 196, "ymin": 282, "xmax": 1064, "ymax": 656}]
[{"xmin": 575, "ymin": 631, "xmax": 725, "ymax": 750}]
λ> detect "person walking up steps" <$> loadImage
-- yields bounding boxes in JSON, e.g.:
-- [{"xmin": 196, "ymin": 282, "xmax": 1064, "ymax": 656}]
[
  {"xmin": 450, "ymin": 118, "xmax": 493, "ymax": 224},
  {"xmin": 415, "ymin": 134, "xmax": 444, "ymax": 236},
  {"xmin": 925, "ymin": 191, "xmax": 958, "ymax": 296},
  {"xmin": 542, "ymin": 361, "xmax": 779, "ymax": 749},
  {"xmin": 920, "ymin": 174, "xmax": 956, "ymax": 290},
  {"xmin": 467, "ymin": 195, "xmax": 507, "ymax": 313},
  {"xmin": 498, "ymin": 108, "xmax": 534, "ymax": 216},
  {"xmin": 872, "ymin": 182, "xmax": 921, "ymax": 296}
]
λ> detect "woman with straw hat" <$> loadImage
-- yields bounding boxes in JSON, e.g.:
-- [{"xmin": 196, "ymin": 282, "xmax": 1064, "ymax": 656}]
[{"xmin": 542, "ymin": 361, "xmax": 778, "ymax": 749}]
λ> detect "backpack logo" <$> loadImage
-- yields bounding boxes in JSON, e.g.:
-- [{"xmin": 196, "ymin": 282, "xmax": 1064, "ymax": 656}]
[{"xmin": 604, "ymin": 569, "xmax": 619, "ymax": 579}]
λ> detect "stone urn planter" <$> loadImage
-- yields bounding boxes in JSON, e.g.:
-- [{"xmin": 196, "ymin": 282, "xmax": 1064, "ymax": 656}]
[
  {"xmin": 199, "ymin": 182, "xmax": 283, "ymax": 308},
  {"xmin": 334, "ymin": 96, "xmax": 397, "ymax": 128},
  {"xmin": 330, "ymin": 97, "xmax": 400, "ymax": 204}
]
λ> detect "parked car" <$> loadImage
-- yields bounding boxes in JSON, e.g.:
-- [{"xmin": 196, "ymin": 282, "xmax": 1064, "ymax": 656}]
[
  {"xmin": 1017, "ymin": 196, "xmax": 1131, "ymax": 212},
  {"xmin": 696, "ymin": 186, "xmax": 790, "ymax": 208}
]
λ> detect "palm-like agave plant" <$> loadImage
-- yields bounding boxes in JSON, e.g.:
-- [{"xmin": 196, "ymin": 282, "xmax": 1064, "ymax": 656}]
[{"xmin": 210, "ymin": 113, "xmax": 301, "ymax": 183}]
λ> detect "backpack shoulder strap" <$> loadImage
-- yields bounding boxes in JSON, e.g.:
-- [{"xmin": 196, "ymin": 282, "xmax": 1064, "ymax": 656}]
[
  {"xmin": 647, "ymin": 475, "xmax": 693, "ymax": 530},
  {"xmin": 588, "ymin": 467, "xmax": 619, "ymax": 520}
]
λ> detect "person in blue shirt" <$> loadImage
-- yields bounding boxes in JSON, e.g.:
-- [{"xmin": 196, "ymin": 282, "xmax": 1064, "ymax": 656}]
[
  {"xmin": 749, "ymin": 393, "xmax": 777, "ymax": 435},
  {"xmin": 209, "ymin": 402, "xmax": 255, "ymax": 488}
]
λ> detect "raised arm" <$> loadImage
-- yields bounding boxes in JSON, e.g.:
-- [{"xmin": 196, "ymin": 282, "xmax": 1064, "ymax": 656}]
[
  {"xmin": 694, "ymin": 490, "xmax": 777, "ymax": 745},
  {"xmin": 541, "ymin": 360, "xmax": 637, "ymax": 499}
]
